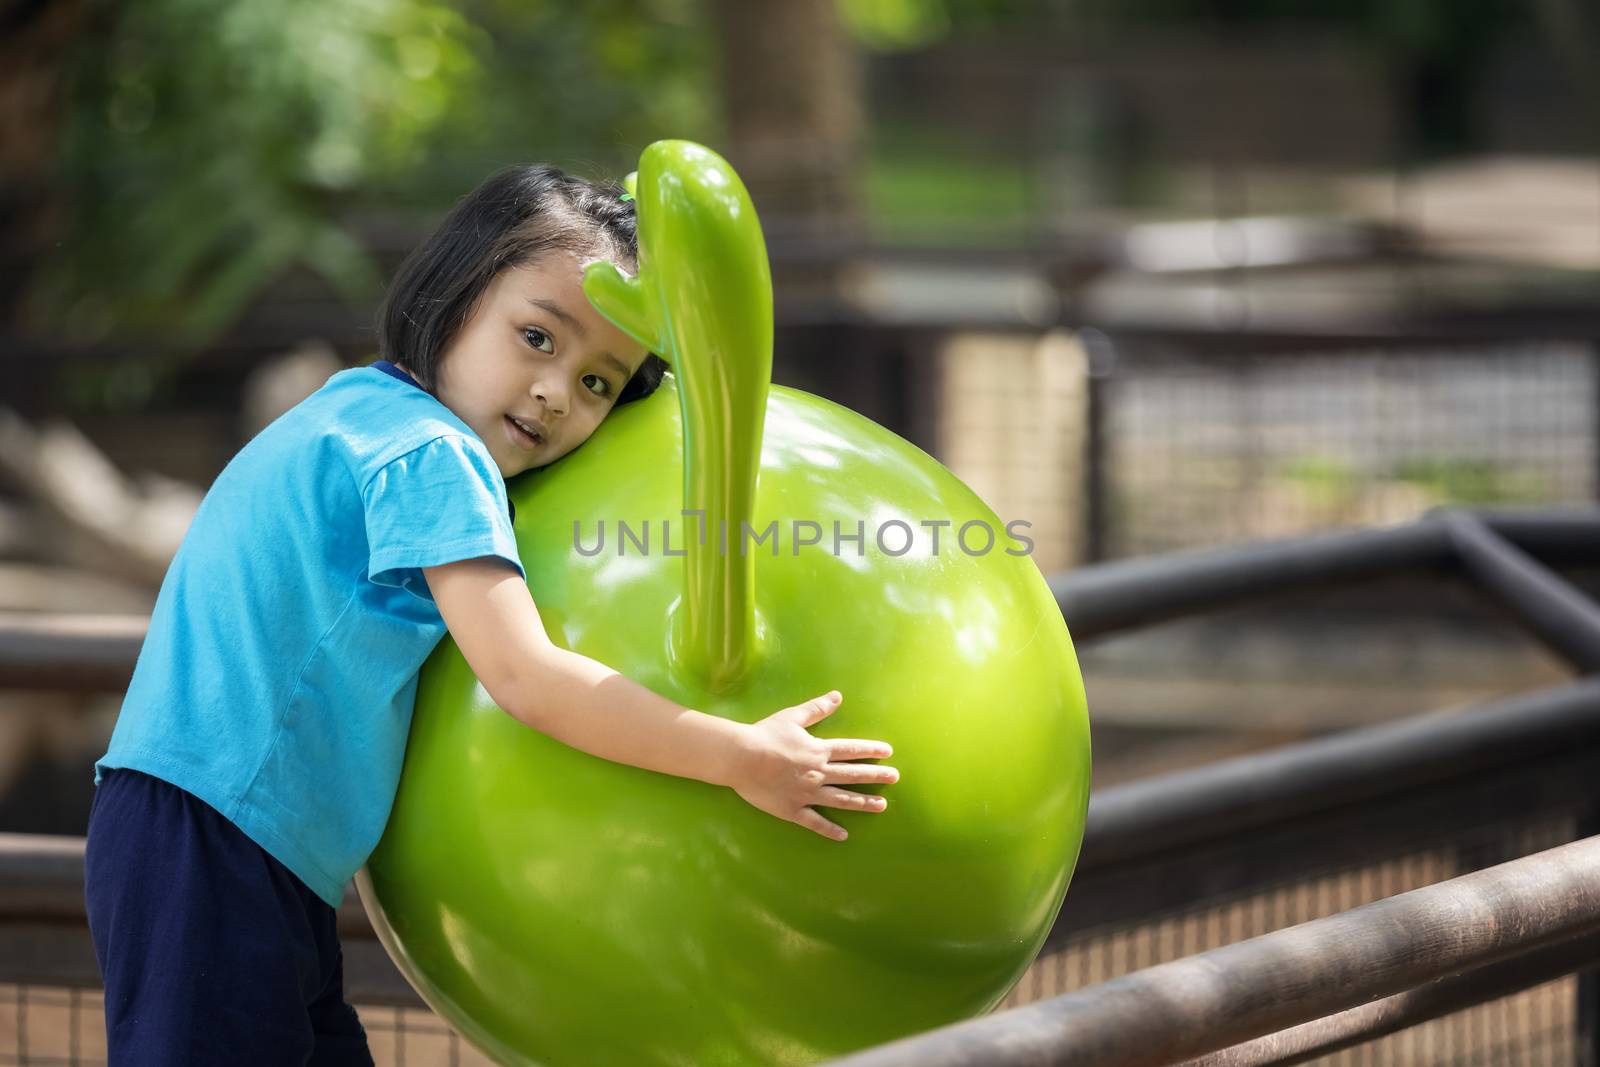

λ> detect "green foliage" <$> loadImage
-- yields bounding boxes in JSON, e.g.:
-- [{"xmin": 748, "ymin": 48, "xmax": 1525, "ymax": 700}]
[
  {"xmin": 865, "ymin": 153, "xmax": 1033, "ymax": 243},
  {"xmin": 864, "ymin": 121, "xmax": 1034, "ymax": 243},
  {"xmin": 836, "ymin": 0, "xmax": 950, "ymax": 51},
  {"xmin": 1280, "ymin": 454, "xmax": 1548, "ymax": 508},
  {"xmin": 1389, "ymin": 458, "xmax": 1546, "ymax": 506},
  {"xmin": 1278, "ymin": 456, "xmax": 1360, "ymax": 506},
  {"xmin": 376, "ymin": 0, "xmax": 714, "ymax": 207},
  {"xmin": 836, "ymin": 0, "xmax": 1041, "ymax": 48},
  {"xmin": 33, "ymin": 0, "xmax": 714, "ymax": 377},
  {"xmin": 37, "ymin": 0, "xmax": 484, "ymax": 352}
]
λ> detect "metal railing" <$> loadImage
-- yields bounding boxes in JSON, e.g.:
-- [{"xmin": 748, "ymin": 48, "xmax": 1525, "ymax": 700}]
[
  {"xmin": 826, "ymin": 838, "xmax": 1600, "ymax": 1067},
  {"xmin": 4, "ymin": 506, "xmax": 1600, "ymax": 1065}
]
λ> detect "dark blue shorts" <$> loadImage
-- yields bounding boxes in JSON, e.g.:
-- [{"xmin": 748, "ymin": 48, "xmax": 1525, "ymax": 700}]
[{"xmin": 84, "ymin": 768, "xmax": 375, "ymax": 1066}]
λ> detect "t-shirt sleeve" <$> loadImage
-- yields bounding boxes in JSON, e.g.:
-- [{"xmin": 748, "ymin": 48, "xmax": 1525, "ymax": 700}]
[{"xmin": 362, "ymin": 434, "xmax": 524, "ymax": 602}]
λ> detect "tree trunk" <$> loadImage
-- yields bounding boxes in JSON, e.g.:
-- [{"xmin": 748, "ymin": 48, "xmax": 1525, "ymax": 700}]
[
  {"xmin": 709, "ymin": 0, "xmax": 865, "ymax": 240},
  {"xmin": 0, "ymin": 0, "xmax": 91, "ymax": 327}
]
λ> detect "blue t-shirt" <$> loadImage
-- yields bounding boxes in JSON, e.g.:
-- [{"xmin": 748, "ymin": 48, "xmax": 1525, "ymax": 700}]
[{"xmin": 96, "ymin": 362, "xmax": 524, "ymax": 907}]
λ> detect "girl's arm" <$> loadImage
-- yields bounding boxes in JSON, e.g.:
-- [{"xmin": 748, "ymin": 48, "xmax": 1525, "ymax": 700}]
[{"xmin": 422, "ymin": 557, "xmax": 898, "ymax": 841}]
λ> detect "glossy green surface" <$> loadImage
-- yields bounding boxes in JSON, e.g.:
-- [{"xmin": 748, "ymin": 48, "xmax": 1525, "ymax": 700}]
[{"xmin": 358, "ymin": 141, "xmax": 1092, "ymax": 1066}]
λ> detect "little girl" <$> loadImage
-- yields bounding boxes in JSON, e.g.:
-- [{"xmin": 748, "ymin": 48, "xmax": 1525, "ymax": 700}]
[{"xmin": 84, "ymin": 164, "xmax": 900, "ymax": 1064}]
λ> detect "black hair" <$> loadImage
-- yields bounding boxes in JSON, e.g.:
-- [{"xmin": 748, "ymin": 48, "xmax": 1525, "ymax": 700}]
[{"xmin": 376, "ymin": 164, "xmax": 670, "ymax": 406}]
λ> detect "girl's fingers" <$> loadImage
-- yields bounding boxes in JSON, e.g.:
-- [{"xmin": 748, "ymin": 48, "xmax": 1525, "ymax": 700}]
[
  {"xmin": 795, "ymin": 808, "xmax": 849, "ymax": 841},
  {"xmin": 823, "ymin": 762, "xmax": 900, "ymax": 786},
  {"xmin": 826, "ymin": 738, "xmax": 893, "ymax": 760},
  {"xmin": 793, "ymin": 691, "xmax": 842, "ymax": 729},
  {"xmin": 816, "ymin": 787, "xmax": 889, "ymax": 812}
]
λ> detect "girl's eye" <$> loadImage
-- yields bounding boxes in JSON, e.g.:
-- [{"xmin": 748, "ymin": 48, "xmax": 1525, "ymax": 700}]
[
  {"xmin": 582, "ymin": 374, "xmax": 612, "ymax": 398},
  {"xmin": 523, "ymin": 327, "xmax": 554, "ymax": 354}
]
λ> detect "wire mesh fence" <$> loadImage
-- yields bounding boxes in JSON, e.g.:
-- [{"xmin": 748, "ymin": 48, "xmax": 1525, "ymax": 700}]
[
  {"xmin": 2, "ymin": 813, "xmax": 1591, "ymax": 1064},
  {"xmin": 1096, "ymin": 341, "xmax": 1599, "ymax": 559},
  {"xmin": 1008, "ymin": 817, "xmax": 1587, "ymax": 1067},
  {"xmin": 0, "ymin": 986, "xmax": 498, "ymax": 1067}
]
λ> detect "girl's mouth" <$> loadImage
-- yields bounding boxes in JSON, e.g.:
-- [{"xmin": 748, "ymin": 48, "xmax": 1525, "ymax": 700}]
[{"xmin": 506, "ymin": 415, "xmax": 545, "ymax": 449}]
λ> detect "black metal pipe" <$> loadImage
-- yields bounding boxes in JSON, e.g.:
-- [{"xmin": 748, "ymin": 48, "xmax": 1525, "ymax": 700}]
[
  {"xmin": 1052, "ymin": 508, "xmax": 1600, "ymax": 640},
  {"xmin": 1083, "ymin": 345, "xmax": 1111, "ymax": 564},
  {"xmin": 820, "ymin": 835, "xmax": 1600, "ymax": 1067},
  {"xmin": 1477, "ymin": 508, "xmax": 1600, "ymax": 563},
  {"xmin": 0, "ymin": 612, "xmax": 145, "ymax": 692},
  {"xmin": 1080, "ymin": 677, "xmax": 1600, "ymax": 870},
  {"xmin": 1580, "ymin": 799, "xmax": 1600, "ymax": 1067},
  {"xmin": 1440, "ymin": 510, "xmax": 1600, "ymax": 672},
  {"xmin": 1175, "ymin": 929, "xmax": 1600, "ymax": 1067},
  {"xmin": 0, "ymin": 833, "xmax": 89, "ymax": 922},
  {"xmin": 0, "ymin": 832, "xmax": 375, "ymax": 940},
  {"xmin": 1052, "ymin": 520, "xmax": 1453, "ymax": 637}
]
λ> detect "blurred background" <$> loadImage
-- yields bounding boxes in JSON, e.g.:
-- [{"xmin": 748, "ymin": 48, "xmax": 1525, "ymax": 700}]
[
  {"xmin": 2, "ymin": 0, "xmax": 1598, "ymax": 825},
  {"xmin": 0, "ymin": 0, "xmax": 1597, "ymax": 815},
  {"xmin": 2, "ymin": 0, "xmax": 1600, "ymax": 1061}
]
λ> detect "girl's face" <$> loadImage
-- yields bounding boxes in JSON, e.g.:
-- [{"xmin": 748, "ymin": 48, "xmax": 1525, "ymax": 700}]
[{"xmin": 429, "ymin": 252, "xmax": 650, "ymax": 478}]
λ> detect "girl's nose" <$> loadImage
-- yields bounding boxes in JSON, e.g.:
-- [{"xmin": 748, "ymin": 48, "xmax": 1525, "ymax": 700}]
[{"xmin": 535, "ymin": 382, "xmax": 568, "ymax": 417}]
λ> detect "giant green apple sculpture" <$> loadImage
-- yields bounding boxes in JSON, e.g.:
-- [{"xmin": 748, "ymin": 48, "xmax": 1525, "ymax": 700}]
[{"xmin": 357, "ymin": 141, "xmax": 1091, "ymax": 1066}]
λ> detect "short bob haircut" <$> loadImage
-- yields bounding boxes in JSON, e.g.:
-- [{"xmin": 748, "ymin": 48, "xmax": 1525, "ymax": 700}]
[{"xmin": 376, "ymin": 164, "xmax": 670, "ymax": 407}]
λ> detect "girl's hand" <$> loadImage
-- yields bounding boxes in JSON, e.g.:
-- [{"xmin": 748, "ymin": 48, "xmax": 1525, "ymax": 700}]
[{"xmin": 731, "ymin": 691, "xmax": 899, "ymax": 841}]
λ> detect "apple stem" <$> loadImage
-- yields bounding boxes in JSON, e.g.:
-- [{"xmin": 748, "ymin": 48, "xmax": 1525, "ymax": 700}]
[
  {"xmin": 676, "ymin": 331, "xmax": 768, "ymax": 693},
  {"xmin": 583, "ymin": 142, "xmax": 774, "ymax": 694}
]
